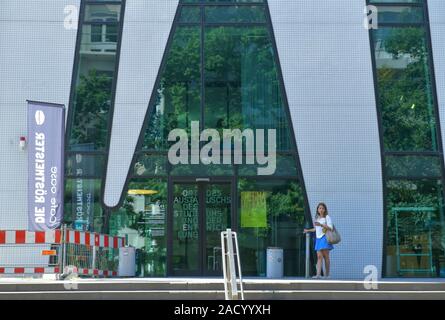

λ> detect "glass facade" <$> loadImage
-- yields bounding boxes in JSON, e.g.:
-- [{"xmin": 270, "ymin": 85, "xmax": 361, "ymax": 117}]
[
  {"xmin": 108, "ymin": 0, "xmax": 309, "ymax": 277},
  {"xmin": 64, "ymin": 0, "xmax": 125, "ymax": 232},
  {"xmin": 61, "ymin": 0, "xmax": 445, "ymax": 279},
  {"xmin": 109, "ymin": 179, "xmax": 168, "ymax": 277},
  {"xmin": 369, "ymin": 0, "xmax": 445, "ymax": 277},
  {"xmin": 237, "ymin": 179, "xmax": 306, "ymax": 276}
]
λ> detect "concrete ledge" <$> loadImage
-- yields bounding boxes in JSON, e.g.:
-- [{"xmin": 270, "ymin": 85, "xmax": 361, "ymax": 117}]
[{"xmin": 0, "ymin": 290, "xmax": 444, "ymax": 300}]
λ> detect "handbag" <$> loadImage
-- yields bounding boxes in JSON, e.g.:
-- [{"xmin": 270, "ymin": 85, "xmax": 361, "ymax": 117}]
[{"xmin": 326, "ymin": 224, "xmax": 341, "ymax": 245}]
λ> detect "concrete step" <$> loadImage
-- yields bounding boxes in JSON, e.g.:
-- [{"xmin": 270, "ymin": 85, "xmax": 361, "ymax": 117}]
[
  {"xmin": 0, "ymin": 279, "xmax": 444, "ymax": 292},
  {"xmin": 0, "ymin": 278, "xmax": 443, "ymax": 299},
  {"xmin": 0, "ymin": 289, "xmax": 444, "ymax": 300}
]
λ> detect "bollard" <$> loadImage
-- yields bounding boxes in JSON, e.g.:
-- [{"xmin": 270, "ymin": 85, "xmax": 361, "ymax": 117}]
[{"xmin": 305, "ymin": 232, "xmax": 310, "ymax": 278}]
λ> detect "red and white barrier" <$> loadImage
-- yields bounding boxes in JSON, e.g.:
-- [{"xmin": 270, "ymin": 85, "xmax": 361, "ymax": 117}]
[
  {"xmin": 78, "ymin": 268, "xmax": 118, "ymax": 277},
  {"xmin": 0, "ymin": 230, "xmax": 62, "ymax": 244},
  {"xmin": 0, "ymin": 267, "xmax": 60, "ymax": 274},
  {"xmin": 0, "ymin": 230, "xmax": 125, "ymax": 248},
  {"xmin": 0, "ymin": 228, "xmax": 125, "ymax": 276},
  {"xmin": 64, "ymin": 230, "xmax": 125, "ymax": 249}
]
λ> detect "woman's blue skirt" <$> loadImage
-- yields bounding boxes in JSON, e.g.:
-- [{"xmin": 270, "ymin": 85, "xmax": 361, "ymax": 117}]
[{"xmin": 315, "ymin": 235, "xmax": 334, "ymax": 251}]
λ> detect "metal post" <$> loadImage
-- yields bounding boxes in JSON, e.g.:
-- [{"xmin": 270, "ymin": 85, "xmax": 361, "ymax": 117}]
[
  {"xmin": 233, "ymin": 231, "xmax": 244, "ymax": 300},
  {"xmin": 221, "ymin": 230, "xmax": 229, "ymax": 300},
  {"xmin": 305, "ymin": 232, "xmax": 310, "ymax": 279},
  {"xmin": 92, "ymin": 245, "xmax": 97, "ymax": 277},
  {"xmin": 61, "ymin": 224, "xmax": 67, "ymax": 275},
  {"xmin": 226, "ymin": 229, "xmax": 238, "ymax": 300}
]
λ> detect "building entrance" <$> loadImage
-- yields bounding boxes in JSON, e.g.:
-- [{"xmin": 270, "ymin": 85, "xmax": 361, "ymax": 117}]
[{"xmin": 168, "ymin": 178, "xmax": 233, "ymax": 276}]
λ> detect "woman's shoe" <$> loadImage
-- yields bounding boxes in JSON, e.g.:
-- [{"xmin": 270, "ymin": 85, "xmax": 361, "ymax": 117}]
[
  {"xmin": 312, "ymin": 275, "xmax": 321, "ymax": 279},
  {"xmin": 323, "ymin": 275, "xmax": 331, "ymax": 279}
]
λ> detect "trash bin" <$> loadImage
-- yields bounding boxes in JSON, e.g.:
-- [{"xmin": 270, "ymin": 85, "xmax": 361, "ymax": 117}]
[
  {"xmin": 118, "ymin": 246, "xmax": 136, "ymax": 277},
  {"xmin": 266, "ymin": 247, "xmax": 283, "ymax": 278}
]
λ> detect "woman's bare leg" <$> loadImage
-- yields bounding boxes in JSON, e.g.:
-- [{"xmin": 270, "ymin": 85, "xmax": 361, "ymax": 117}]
[
  {"xmin": 316, "ymin": 251, "xmax": 323, "ymax": 276},
  {"xmin": 322, "ymin": 250, "xmax": 330, "ymax": 277}
]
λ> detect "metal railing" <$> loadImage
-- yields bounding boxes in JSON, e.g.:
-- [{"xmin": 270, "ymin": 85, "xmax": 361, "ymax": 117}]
[{"xmin": 221, "ymin": 228, "xmax": 244, "ymax": 300}]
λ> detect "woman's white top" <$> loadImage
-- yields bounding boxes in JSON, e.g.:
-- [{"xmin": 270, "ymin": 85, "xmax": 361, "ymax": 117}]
[{"xmin": 315, "ymin": 215, "xmax": 333, "ymax": 239}]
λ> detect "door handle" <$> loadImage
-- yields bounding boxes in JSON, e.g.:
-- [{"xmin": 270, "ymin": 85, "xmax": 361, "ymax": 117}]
[{"xmin": 196, "ymin": 178, "xmax": 210, "ymax": 182}]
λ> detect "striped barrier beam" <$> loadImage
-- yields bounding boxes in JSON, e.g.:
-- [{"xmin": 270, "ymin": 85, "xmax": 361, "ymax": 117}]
[
  {"xmin": 0, "ymin": 229, "xmax": 125, "ymax": 276},
  {"xmin": 78, "ymin": 268, "xmax": 118, "ymax": 277},
  {"xmin": 0, "ymin": 267, "xmax": 60, "ymax": 274},
  {"xmin": 0, "ymin": 230, "xmax": 62, "ymax": 244},
  {"xmin": 64, "ymin": 230, "xmax": 125, "ymax": 249},
  {"xmin": 0, "ymin": 229, "xmax": 125, "ymax": 248}
]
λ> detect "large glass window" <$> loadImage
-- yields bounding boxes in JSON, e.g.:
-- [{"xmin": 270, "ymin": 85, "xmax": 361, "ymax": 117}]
[
  {"xmin": 373, "ymin": 27, "xmax": 437, "ymax": 152},
  {"xmin": 65, "ymin": 1, "xmax": 124, "ymax": 233},
  {"xmin": 237, "ymin": 179, "xmax": 306, "ymax": 276},
  {"xmin": 124, "ymin": 1, "xmax": 309, "ymax": 277},
  {"xmin": 386, "ymin": 180, "xmax": 445, "ymax": 277},
  {"xmin": 64, "ymin": 178, "xmax": 105, "ymax": 233},
  {"xmin": 141, "ymin": 8, "xmax": 296, "ymax": 174},
  {"xmin": 204, "ymin": 26, "xmax": 294, "ymax": 152},
  {"xmin": 67, "ymin": 3, "xmax": 123, "ymax": 152},
  {"xmin": 370, "ymin": 1, "xmax": 445, "ymax": 278},
  {"xmin": 109, "ymin": 179, "xmax": 168, "ymax": 277},
  {"xmin": 142, "ymin": 26, "xmax": 201, "ymax": 152}
]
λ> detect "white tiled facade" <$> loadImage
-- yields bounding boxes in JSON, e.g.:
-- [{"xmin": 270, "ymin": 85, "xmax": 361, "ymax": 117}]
[
  {"xmin": 269, "ymin": 0, "xmax": 383, "ymax": 279},
  {"xmin": 0, "ymin": 0, "xmax": 79, "ymax": 229},
  {"xmin": 429, "ymin": 0, "xmax": 445, "ymax": 172},
  {"xmin": 0, "ymin": 0, "xmax": 444, "ymax": 279},
  {"xmin": 104, "ymin": 0, "xmax": 179, "ymax": 208}
]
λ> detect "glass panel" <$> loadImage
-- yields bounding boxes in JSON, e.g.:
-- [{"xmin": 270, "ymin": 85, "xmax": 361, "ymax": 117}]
[
  {"xmin": 109, "ymin": 179, "xmax": 168, "ymax": 277},
  {"xmin": 204, "ymin": 26, "xmax": 294, "ymax": 152},
  {"xmin": 373, "ymin": 27, "xmax": 438, "ymax": 152},
  {"xmin": 68, "ymin": 25, "xmax": 117, "ymax": 151},
  {"xmin": 385, "ymin": 155, "xmax": 442, "ymax": 178},
  {"xmin": 65, "ymin": 153, "xmax": 105, "ymax": 177},
  {"xmin": 105, "ymin": 24, "xmax": 118, "ymax": 42},
  {"xmin": 80, "ymin": 24, "xmax": 118, "ymax": 50},
  {"xmin": 133, "ymin": 154, "xmax": 168, "ymax": 176},
  {"xmin": 85, "ymin": 4, "xmax": 121, "ymax": 22},
  {"xmin": 64, "ymin": 179, "xmax": 104, "ymax": 232},
  {"xmin": 91, "ymin": 25, "xmax": 102, "ymax": 42},
  {"xmin": 238, "ymin": 179, "xmax": 306, "ymax": 276},
  {"xmin": 377, "ymin": 6, "xmax": 424, "ymax": 23},
  {"xmin": 172, "ymin": 184, "xmax": 200, "ymax": 274},
  {"xmin": 238, "ymin": 154, "xmax": 298, "ymax": 176},
  {"xmin": 179, "ymin": 6, "xmax": 201, "ymax": 23},
  {"xmin": 170, "ymin": 163, "xmax": 234, "ymax": 176},
  {"xmin": 386, "ymin": 179, "xmax": 445, "ymax": 278},
  {"xmin": 205, "ymin": 6, "xmax": 266, "ymax": 23},
  {"xmin": 205, "ymin": 184, "xmax": 231, "ymax": 274},
  {"xmin": 142, "ymin": 26, "xmax": 201, "ymax": 151}
]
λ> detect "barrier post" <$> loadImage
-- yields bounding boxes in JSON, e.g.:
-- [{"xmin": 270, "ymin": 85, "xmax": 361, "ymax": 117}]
[
  {"xmin": 305, "ymin": 232, "xmax": 310, "ymax": 278},
  {"xmin": 221, "ymin": 229, "xmax": 243, "ymax": 300},
  {"xmin": 61, "ymin": 224, "xmax": 67, "ymax": 274},
  {"xmin": 221, "ymin": 230, "xmax": 228, "ymax": 300},
  {"xmin": 92, "ymin": 245, "xmax": 97, "ymax": 277},
  {"xmin": 233, "ymin": 231, "xmax": 244, "ymax": 300}
]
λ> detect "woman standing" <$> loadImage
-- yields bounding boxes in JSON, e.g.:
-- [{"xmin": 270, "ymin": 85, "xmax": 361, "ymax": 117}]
[{"xmin": 304, "ymin": 203, "xmax": 334, "ymax": 279}]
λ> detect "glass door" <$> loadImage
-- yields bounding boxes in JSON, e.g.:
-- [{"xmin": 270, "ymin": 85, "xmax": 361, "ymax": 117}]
[
  {"xmin": 204, "ymin": 183, "xmax": 231, "ymax": 276},
  {"xmin": 169, "ymin": 179, "xmax": 232, "ymax": 276},
  {"xmin": 171, "ymin": 183, "xmax": 200, "ymax": 276}
]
